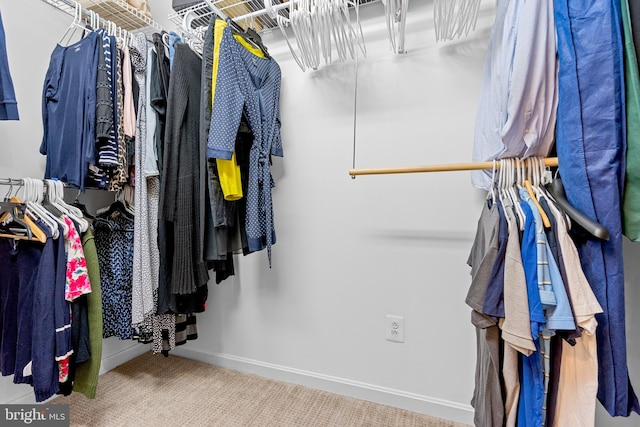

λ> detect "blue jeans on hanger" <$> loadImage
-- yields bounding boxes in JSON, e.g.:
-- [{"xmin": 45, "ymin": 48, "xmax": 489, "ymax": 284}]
[{"xmin": 554, "ymin": 0, "xmax": 640, "ymax": 416}]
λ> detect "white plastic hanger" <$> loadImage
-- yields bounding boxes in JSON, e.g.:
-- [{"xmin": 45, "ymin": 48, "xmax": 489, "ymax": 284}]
[
  {"xmin": 45, "ymin": 180, "xmax": 89, "ymax": 233},
  {"xmin": 433, "ymin": 0, "xmax": 481, "ymax": 42},
  {"xmin": 20, "ymin": 178, "xmax": 55, "ymax": 239},
  {"xmin": 382, "ymin": 0, "xmax": 409, "ymax": 54},
  {"xmin": 59, "ymin": 1, "xmax": 86, "ymax": 46},
  {"xmin": 488, "ymin": 159, "xmax": 497, "ymax": 205},
  {"xmin": 506, "ymin": 159, "xmax": 524, "ymax": 231},
  {"xmin": 23, "ymin": 178, "xmax": 63, "ymax": 239}
]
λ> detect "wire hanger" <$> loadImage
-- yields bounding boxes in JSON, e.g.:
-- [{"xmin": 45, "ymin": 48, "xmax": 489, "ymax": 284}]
[{"xmin": 59, "ymin": 1, "xmax": 87, "ymax": 46}]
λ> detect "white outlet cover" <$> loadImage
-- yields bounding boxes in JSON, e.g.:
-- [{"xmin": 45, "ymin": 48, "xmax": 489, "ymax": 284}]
[{"xmin": 385, "ymin": 315, "xmax": 405, "ymax": 343}]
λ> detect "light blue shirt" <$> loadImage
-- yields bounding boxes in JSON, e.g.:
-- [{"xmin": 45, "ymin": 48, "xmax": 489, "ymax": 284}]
[
  {"xmin": 520, "ymin": 189, "xmax": 576, "ymax": 332},
  {"xmin": 472, "ymin": 0, "xmax": 557, "ymax": 190},
  {"xmin": 538, "ymin": 197, "xmax": 576, "ymax": 332},
  {"xmin": 519, "ymin": 187, "xmax": 556, "ymax": 308},
  {"xmin": 472, "ymin": 0, "xmax": 514, "ymax": 189},
  {"xmin": 168, "ymin": 32, "xmax": 182, "ymax": 68}
]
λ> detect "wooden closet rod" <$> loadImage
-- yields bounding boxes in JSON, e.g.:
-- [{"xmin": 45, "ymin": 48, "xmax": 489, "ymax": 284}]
[{"xmin": 348, "ymin": 157, "xmax": 559, "ymax": 176}]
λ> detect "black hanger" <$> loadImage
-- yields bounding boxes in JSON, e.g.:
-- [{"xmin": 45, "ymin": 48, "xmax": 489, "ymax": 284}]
[
  {"xmin": 226, "ymin": 17, "xmax": 270, "ymax": 58},
  {"xmin": 72, "ymin": 192, "xmax": 95, "ymax": 220},
  {"xmin": 0, "ymin": 201, "xmax": 47, "ymax": 243},
  {"xmin": 545, "ymin": 177, "xmax": 609, "ymax": 241},
  {"xmin": 98, "ymin": 200, "xmax": 134, "ymax": 220},
  {"xmin": 41, "ymin": 192, "xmax": 65, "ymax": 218}
]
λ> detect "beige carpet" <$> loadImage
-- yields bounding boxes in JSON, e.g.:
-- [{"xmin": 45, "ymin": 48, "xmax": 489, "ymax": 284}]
[{"xmin": 51, "ymin": 352, "xmax": 471, "ymax": 427}]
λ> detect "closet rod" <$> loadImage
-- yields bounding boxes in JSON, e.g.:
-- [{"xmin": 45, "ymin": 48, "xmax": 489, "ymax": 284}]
[{"xmin": 348, "ymin": 157, "xmax": 559, "ymax": 176}]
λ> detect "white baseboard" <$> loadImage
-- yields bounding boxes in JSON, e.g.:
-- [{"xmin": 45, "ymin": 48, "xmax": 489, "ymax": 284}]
[{"xmin": 171, "ymin": 347, "xmax": 474, "ymax": 426}]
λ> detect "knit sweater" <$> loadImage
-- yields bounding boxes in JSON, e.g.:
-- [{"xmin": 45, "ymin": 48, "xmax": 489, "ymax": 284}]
[
  {"xmin": 72, "ymin": 229, "xmax": 103, "ymax": 399},
  {"xmin": 159, "ymin": 43, "xmax": 208, "ymax": 295}
]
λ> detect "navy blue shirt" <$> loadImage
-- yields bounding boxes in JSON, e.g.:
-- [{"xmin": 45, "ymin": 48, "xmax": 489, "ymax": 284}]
[
  {"xmin": 482, "ymin": 200, "xmax": 508, "ymax": 318},
  {"xmin": 518, "ymin": 201, "xmax": 546, "ymax": 427},
  {"xmin": 0, "ymin": 10, "xmax": 18, "ymax": 120},
  {"xmin": 40, "ymin": 32, "xmax": 100, "ymax": 191}
]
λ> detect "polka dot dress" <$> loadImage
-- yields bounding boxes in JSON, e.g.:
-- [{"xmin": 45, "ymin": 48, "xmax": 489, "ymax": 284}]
[{"xmin": 206, "ymin": 22, "xmax": 283, "ymax": 266}]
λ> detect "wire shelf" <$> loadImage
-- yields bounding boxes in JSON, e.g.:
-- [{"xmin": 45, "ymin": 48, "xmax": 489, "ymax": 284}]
[
  {"xmin": 168, "ymin": 0, "xmax": 379, "ymax": 33},
  {"xmin": 42, "ymin": 0, "xmax": 163, "ymax": 35}
]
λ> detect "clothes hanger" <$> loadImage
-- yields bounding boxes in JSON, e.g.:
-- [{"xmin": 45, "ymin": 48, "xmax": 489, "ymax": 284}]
[
  {"xmin": 267, "ymin": 0, "xmax": 306, "ymax": 71},
  {"xmin": 382, "ymin": 0, "xmax": 408, "ymax": 54},
  {"xmin": 487, "ymin": 159, "xmax": 497, "ymax": 205},
  {"xmin": 225, "ymin": 15, "xmax": 271, "ymax": 59},
  {"xmin": 71, "ymin": 190, "xmax": 95, "ymax": 220},
  {"xmin": 59, "ymin": 1, "xmax": 86, "ymax": 46},
  {"xmin": 317, "ymin": 0, "xmax": 331, "ymax": 65},
  {"xmin": 433, "ymin": 0, "xmax": 481, "ymax": 42},
  {"xmin": 0, "ymin": 180, "xmax": 48, "ymax": 243},
  {"xmin": 22, "ymin": 178, "xmax": 60, "ymax": 239},
  {"xmin": 0, "ymin": 200, "xmax": 47, "ymax": 243},
  {"xmin": 97, "ymin": 187, "xmax": 135, "ymax": 220},
  {"xmin": 511, "ymin": 159, "xmax": 525, "ymax": 229},
  {"xmin": 291, "ymin": 0, "xmax": 314, "ymax": 69},
  {"xmin": 345, "ymin": 0, "xmax": 366, "ymax": 57},
  {"xmin": 53, "ymin": 180, "xmax": 89, "ymax": 232},
  {"xmin": 333, "ymin": 0, "xmax": 349, "ymax": 62},
  {"xmin": 42, "ymin": 179, "xmax": 88, "ymax": 233},
  {"xmin": 522, "ymin": 158, "xmax": 551, "ymax": 228},
  {"xmin": 544, "ymin": 175, "xmax": 610, "ymax": 241}
]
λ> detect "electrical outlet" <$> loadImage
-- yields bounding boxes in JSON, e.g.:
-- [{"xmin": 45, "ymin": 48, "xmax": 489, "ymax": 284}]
[{"xmin": 385, "ymin": 315, "xmax": 405, "ymax": 343}]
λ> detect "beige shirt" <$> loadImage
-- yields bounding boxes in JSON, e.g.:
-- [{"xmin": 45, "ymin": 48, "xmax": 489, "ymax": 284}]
[
  {"xmin": 547, "ymin": 200, "xmax": 602, "ymax": 427},
  {"xmin": 501, "ymin": 200, "xmax": 536, "ymax": 356}
]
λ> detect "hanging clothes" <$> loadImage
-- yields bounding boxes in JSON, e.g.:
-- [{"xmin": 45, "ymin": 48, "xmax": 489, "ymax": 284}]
[
  {"xmin": 0, "ymin": 223, "xmax": 63, "ymax": 402},
  {"xmin": 158, "ymin": 41, "xmax": 208, "ymax": 311},
  {"xmin": 554, "ymin": 0, "xmax": 640, "ymax": 416},
  {"xmin": 466, "ymin": 199, "xmax": 504, "ymax": 427},
  {"xmin": 130, "ymin": 33, "xmax": 159, "ymax": 342},
  {"xmin": 471, "ymin": 0, "xmax": 557, "ymax": 190},
  {"xmin": 0, "ymin": 9, "xmax": 18, "ymax": 120},
  {"xmin": 621, "ymin": 0, "xmax": 640, "ymax": 241},
  {"xmin": 94, "ymin": 209, "xmax": 135, "ymax": 340},
  {"xmin": 108, "ymin": 39, "xmax": 129, "ymax": 192},
  {"xmin": 40, "ymin": 31, "xmax": 100, "ymax": 191},
  {"xmin": 501, "ymin": 198, "xmax": 531, "ymax": 427},
  {"xmin": 71, "ymin": 228, "xmax": 103, "ymax": 399},
  {"xmin": 467, "ymin": 164, "xmax": 605, "ymax": 426},
  {"xmin": 546, "ymin": 195, "xmax": 603, "ymax": 426},
  {"xmin": 206, "ymin": 20, "xmax": 283, "ymax": 266}
]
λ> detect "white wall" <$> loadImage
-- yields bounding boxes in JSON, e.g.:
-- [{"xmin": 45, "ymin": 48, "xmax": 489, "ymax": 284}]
[{"xmin": 1, "ymin": 1, "xmax": 640, "ymax": 426}]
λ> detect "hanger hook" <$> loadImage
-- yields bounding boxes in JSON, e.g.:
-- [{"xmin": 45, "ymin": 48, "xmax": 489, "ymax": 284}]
[
  {"xmin": 4, "ymin": 178, "xmax": 13, "ymax": 201},
  {"xmin": 12, "ymin": 180, "xmax": 21, "ymax": 199}
]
